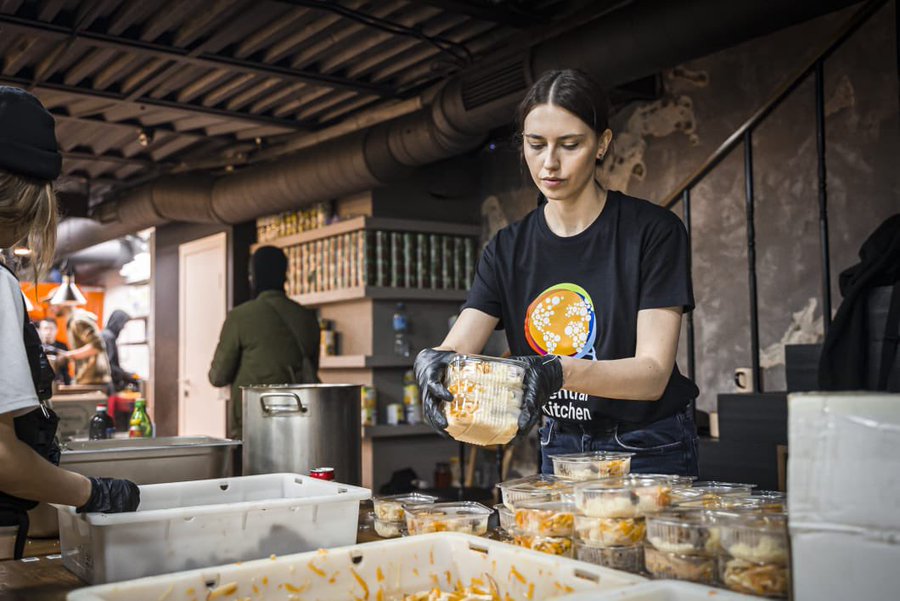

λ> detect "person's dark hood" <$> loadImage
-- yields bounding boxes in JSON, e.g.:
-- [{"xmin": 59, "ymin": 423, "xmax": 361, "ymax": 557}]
[{"xmin": 104, "ymin": 309, "xmax": 131, "ymax": 337}]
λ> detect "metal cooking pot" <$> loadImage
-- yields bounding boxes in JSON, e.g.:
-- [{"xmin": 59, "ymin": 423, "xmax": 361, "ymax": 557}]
[{"xmin": 242, "ymin": 384, "xmax": 361, "ymax": 485}]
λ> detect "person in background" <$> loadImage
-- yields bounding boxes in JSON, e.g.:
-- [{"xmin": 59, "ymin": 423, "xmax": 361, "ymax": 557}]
[
  {"xmin": 37, "ymin": 318, "xmax": 70, "ymax": 385},
  {"xmin": 102, "ymin": 309, "xmax": 138, "ymax": 392},
  {"xmin": 52, "ymin": 302, "xmax": 111, "ymax": 387},
  {"xmin": 209, "ymin": 246, "xmax": 320, "ymax": 439},
  {"xmin": 0, "ymin": 86, "xmax": 139, "ymax": 554}
]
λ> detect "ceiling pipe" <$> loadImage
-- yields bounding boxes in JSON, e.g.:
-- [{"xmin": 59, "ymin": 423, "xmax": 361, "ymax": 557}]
[{"xmin": 56, "ymin": 0, "xmax": 857, "ymax": 256}]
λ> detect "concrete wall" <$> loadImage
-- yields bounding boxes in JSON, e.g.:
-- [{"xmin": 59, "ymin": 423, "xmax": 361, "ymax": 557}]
[{"xmin": 477, "ymin": 4, "xmax": 899, "ymax": 413}]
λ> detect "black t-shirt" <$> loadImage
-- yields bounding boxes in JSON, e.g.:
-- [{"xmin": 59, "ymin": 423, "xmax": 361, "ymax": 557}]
[{"xmin": 463, "ymin": 190, "xmax": 699, "ymax": 425}]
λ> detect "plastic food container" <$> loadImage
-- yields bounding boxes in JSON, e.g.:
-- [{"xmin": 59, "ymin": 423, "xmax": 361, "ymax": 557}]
[
  {"xmin": 720, "ymin": 554, "xmax": 790, "ymax": 598},
  {"xmin": 443, "ymin": 354, "xmax": 527, "ymax": 446},
  {"xmin": 574, "ymin": 543, "xmax": 645, "ymax": 573},
  {"xmin": 56, "ymin": 473, "xmax": 370, "ymax": 584},
  {"xmin": 574, "ymin": 476, "xmax": 672, "ymax": 518},
  {"xmin": 643, "ymin": 544, "xmax": 717, "ymax": 584},
  {"xmin": 689, "ymin": 481, "xmax": 755, "ymax": 497},
  {"xmin": 373, "ymin": 518, "xmax": 406, "ymax": 538},
  {"xmin": 717, "ymin": 512, "xmax": 789, "ymax": 565},
  {"xmin": 550, "ymin": 451, "xmax": 634, "ymax": 481},
  {"xmin": 513, "ymin": 500, "xmax": 576, "ymax": 537},
  {"xmin": 639, "ymin": 474, "xmax": 696, "ymax": 489},
  {"xmin": 512, "ymin": 532, "xmax": 574, "ymax": 557},
  {"xmin": 575, "ymin": 515, "xmax": 646, "ymax": 547},
  {"xmin": 497, "ymin": 474, "xmax": 575, "ymax": 509},
  {"xmin": 405, "ymin": 501, "xmax": 492, "ymax": 536},
  {"xmin": 645, "ymin": 510, "xmax": 720, "ymax": 556},
  {"xmin": 495, "ymin": 503, "xmax": 515, "ymax": 532},
  {"xmin": 68, "ymin": 533, "xmax": 646, "ymax": 601},
  {"xmin": 372, "ymin": 492, "xmax": 438, "ymax": 522}
]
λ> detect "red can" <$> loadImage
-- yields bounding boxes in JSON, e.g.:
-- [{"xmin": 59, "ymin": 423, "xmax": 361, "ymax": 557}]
[{"xmin": 309, "ymin": 467, "xmax": 335, "ymax": 481}]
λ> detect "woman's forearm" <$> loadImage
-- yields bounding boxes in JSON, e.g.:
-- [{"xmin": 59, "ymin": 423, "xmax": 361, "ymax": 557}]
[
  {"xmin": 66, "ymin": 344, "xmax": 99, "ymax": 361},
  {"xmin": 559, "ymin": 355, "xmax": 670, "ymax": 401}
]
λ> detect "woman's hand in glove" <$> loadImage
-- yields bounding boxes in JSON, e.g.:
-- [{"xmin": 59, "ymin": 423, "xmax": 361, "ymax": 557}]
[
  {"xmin": 413, "ymin": 348, "xmax": 456, "ymax": 436},
  {"xmin": 77, "ymin": 477, "xmax": 140, "ymax": 513},
  {"xmin": 510, "ymin": 354, "xmax": 564, "ymax": 437}
]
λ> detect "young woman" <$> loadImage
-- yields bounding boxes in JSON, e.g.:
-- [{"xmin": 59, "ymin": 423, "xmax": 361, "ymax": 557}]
[
  {"xmin": 0, "ymin": 86, "xmax": 139, "ymax": 553},
  {"xmin": 415, "ymin": 70, "xmax": 699, "ymax": 476}
]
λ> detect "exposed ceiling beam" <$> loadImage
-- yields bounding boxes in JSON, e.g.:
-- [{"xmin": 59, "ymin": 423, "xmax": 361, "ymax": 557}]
[
  {"xmin": 0, "ymin": 13, "xmax": 393, "ymax": 97},
  {"xmin": 61, "ymin": 150, "xmax": 175, "ymax": 169},
  {"xmin": 0, "ymin": 74, "xmax": 306, "ymax": 131},
  {"xmin": 413, "ymin": 0, "xmax": 540, "ymax": 27},
  {"xmin": 50, "ymin": 111, "xmax": 237, "ymax": 145}
]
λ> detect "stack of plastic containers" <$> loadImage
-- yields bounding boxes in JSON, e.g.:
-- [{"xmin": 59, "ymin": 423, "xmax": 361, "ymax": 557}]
[
  {"xmin": 512, "ymin": 499, "xmax": 577, "ymax": 557},
  {"xmin": 644, "ymin": 509, "xmax": 723, "ymax": 585},
  {"xmin": 404, "ymin": 501, "xmax": 492, "ymax": 536},
  {"xmin": 442, "ymin": 354, "xmax": 527, "ymax": 446},
  {"xmin": 371, "ymin": 492, "xmax": 438, "ymax": 538},
  {"xmin": 496, "ymin": 474, "xmax": 575, "ymax": 544},
  {"xmin": 717, "ymin": 512, "xmax": 789, "ymax": 598},
  {"xmin": 572, "ymin": 475, "xmax": 675, "ymax": 573}
]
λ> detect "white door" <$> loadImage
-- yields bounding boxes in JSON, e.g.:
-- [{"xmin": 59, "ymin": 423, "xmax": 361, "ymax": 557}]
[{"xmin": 178, "ymin": 232, "xmax": 227, "ymax": 437}]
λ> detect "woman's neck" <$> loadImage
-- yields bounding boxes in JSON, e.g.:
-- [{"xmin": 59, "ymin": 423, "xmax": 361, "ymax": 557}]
[{"xmin": 543, "ymin": 181, "xmax": 608, "ymax": 237}]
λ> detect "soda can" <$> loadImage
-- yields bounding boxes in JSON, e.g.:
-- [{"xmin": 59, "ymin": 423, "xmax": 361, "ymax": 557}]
[
  {"xmin": 320, "ymin": 330, "xmax": 336, "ymax": 356},
  {"xmin": 309, "ymin": 467, "xmax": 335, "ymax": 481},
  {"xmin": 386, "ymin": 403, "xmax": 404, "ymax": 425}
]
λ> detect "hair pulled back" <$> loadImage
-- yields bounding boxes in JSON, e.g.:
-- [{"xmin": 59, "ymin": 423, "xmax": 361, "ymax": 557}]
[{"xmin": 517, "ymin": 69, "xmax": 610, "ymax": 137}]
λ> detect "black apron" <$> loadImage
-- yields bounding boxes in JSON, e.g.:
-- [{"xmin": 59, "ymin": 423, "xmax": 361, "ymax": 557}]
[{"xmin": 0, "ymin": 264, "xmax": 60, "ymax": 558}]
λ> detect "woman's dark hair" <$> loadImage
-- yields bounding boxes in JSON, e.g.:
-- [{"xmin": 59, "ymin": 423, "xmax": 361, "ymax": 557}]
[{"xmin": 516, "ymin": 69, "xmax": 610, "ymax": 136}]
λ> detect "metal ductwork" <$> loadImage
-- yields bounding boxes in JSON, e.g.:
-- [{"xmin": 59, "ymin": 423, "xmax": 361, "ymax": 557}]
[{"xmin": 56, "ymin": 0, "xmax": 858, "ymax": 255}]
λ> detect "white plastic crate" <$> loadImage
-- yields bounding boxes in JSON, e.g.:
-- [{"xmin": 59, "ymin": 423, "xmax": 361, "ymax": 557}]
[
  {"xmin": 67, "ymin": 533, "xmax": 645, "ymax": 600},
  {"xmin": 57, "ymin": 473, "xmax": 370, "ymax": 584},
  {"xmin": 559, "ymin": 580, "xmax": 757, "ymax": 600}
]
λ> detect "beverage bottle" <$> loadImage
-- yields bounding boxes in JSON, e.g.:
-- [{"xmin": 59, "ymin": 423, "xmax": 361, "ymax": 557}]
[
  {"xmin": 129, "ymin": 398, "xmax": 154, "ymax": 438},
  {"xmin": 402, "ymin": 369, "xmax": 421, "ymax": 425},
  {"xmin": 392, "ymin": 302, "xmax": 411, "ymax": 357},
  {"xmin": 89, "ymin": 405, "xmax": 115, "ymax": 440}
]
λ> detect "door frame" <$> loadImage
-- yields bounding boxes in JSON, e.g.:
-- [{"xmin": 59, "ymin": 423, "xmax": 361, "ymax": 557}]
[{"xmin": 177, "ymin": 232, "xmax": 227, "ymax": 436}]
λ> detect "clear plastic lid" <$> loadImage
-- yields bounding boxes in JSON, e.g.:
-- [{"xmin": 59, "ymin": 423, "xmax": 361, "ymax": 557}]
[
  {"xmin": 404, "ymin": 501, "xmax": 493, "ymax": 536},
  {"xmin": 689, "ymin": 481, "xmax": 756, "ymax": 496},
  {"xmin": 637, "ymin": 474, "xmax": 696, "ymax": 488},
  {"xmin": 549, "ymin": 451, "xmax": 634, "ymax": 480},
  {"xmin": 574, "ymin": 476, "xmax": 672, "ymax": 518},
  {"xmin": 497, "ymin": 474, "xmax": 575, "ymax": 508},
  {"xmin": 372, "ymin": 492, "xmax": 438, "ymax": 521}
]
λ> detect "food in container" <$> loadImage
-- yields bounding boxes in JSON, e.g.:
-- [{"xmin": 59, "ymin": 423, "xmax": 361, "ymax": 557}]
[
  {"xmin": 373, "ymin": 518, "xmax": 406, "ymax": 538},
  {"xmin": 720, "ymin": 555, "xmax": 790, "ymax": 598},
  {"xmin": 643, "ymin": 544, "xmax": 717, "ymax": 584},
  {"xmin": 512, "ymin": 533, "xmax": 574, "ymax": 557},
  {"xmin": 443, "ymin": 354, "xmax": 527, "ymax": 446},
  {"xmin": 372, "ymin": 492, "xmax": 438, "ymax": 522},
  {"xmin": 745, "ymin": 491, "xmax": 787, "ymax": 513},
  {"xmin": 497, "ymin": 474, "xmax": 574, "ymax": 509},
  {"xmin": 670, "ymin": 482, "xmax": 756, "ymax": 509},
  {"xmin": 717, "ymin": 512, "xmax": 789, "ymax": 565},
  {"xmin": 550, "ymin": 451, "xmax": 634, "ymax": 480},
  {"xmin": 574, "ymin": 543, "xmax": 644, "ymax": 573},
  {"xmin": 513, "ymin": 500, "xmax": 576, "ymax": 537},
  {"xmin": 574, "ymin": 516, "xmax": 646, "ymax": 547},
  {"xmin": 405, "ymin": 501, "xmax": 492, "ymax": 536},
  {"xmin": 639, "ymin": 473, "xmax": 696, "ymax": 489},
  {"xmin": 495, "ymin": 503, "xmax": 515, "ymax": 532},
  {"xmin": 645, "ymin": 509, "xmax": 721, "ymax": 556},
  {"xmin": 574, "ymin": 476, "xmax": 672, "ymax": 518}
]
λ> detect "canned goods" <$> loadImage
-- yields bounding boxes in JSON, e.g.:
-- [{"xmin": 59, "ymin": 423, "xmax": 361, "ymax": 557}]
[
  {"xmin": 361, "ymin": 386, "xmax": 377, "ymax": 426},
  {"xmin": 309, "ymin": 467, "xmax": 335, "ymax": 481},
  {"xmin": 405, "ymin": 403, "xmax": 422, "ymax": 425},
  {"xmin": 386, "ymin": 403, "xmax": 404, "ymax": 425},
  {"xmin": 320, "ymin": 330, "xmax": 336, "ymax": 356}
]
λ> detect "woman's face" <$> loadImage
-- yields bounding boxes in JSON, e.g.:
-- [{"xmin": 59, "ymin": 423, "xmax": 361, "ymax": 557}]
[{"xmin": 523, "ymin": 103, "xmax": 611, "ymax": 202}]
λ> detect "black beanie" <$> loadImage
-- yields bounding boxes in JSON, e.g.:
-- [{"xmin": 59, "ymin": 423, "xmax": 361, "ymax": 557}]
[
  {"xmin": 0, "ymin": 86, "xmax": 62, "ymax": 181},
  {"xmin": 251, "ymin": 246, "xmax": 288, "ymax": 295}
]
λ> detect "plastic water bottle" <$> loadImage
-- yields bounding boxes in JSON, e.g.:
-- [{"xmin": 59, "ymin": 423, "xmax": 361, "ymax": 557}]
[{"xmin": 392, "ymin": 302, "xmax": 411, "ymax": 357}]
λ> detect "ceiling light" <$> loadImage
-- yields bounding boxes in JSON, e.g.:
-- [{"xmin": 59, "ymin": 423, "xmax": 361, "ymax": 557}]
[
  {"xmin": 12, "ymin": 247, "xmax": 31, "ymax": 256},
  {"xmin": 137, "ymin": 128, "xmax": 155, "ymax": 147},
  {"xmin": 48, "ymin": 270, "xmax": 87, "ymax": 306}
]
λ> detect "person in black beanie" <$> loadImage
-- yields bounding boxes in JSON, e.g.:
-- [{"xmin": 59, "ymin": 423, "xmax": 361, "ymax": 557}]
[
  {"xmin": 208, "ymin": 245, "xmax": 320, "ymax": 439},
  {"xmin": 0, "ymin": 87, "xmax": 139, "ymax": 550}
]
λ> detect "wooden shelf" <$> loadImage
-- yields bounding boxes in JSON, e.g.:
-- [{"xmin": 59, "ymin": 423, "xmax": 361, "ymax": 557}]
[
  {"xmin": 363, "ymin": 424, "xmax": 441, "ymax": 439},
  {"xmin": 292, "ymin": 286, "xmax": 468, "ymax": 307},
  {"xmin": 319, "ymin": 355, "xmax": 414, "ymax": 369},
  {"xmin": 252, "ymin": 216, "xmax": 480, "ymax": 251}
]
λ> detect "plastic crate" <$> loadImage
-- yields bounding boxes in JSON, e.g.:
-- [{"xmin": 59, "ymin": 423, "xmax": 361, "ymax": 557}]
[
  {"xmin": 67, "ymin": 533, "xmax": 645, "ymax": 600},
  {"xmin": 57, "ymin": 473, "xmax": 370, "ymax": 584}
]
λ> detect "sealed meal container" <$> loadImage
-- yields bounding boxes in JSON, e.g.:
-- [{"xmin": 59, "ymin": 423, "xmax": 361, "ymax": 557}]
[
  {"xmin": 495, "ymin": 503, "xmax": 515, "ymax": 532},
  {"xmin": 645, "ymin": 509, "xmax": 721, "ymax": 556},
  {"xmin": 498, "ymin": 474, "xmax": 575, "ymax": 509},
  {"xmin": 643, "ymin": 544, "xmax": 717, "ymax": 584},
  {"xmin": 550, "ymin": 451, "xmax": 634, "ymax": 481},
  {"xmin": 372, "ymin": 492, "xmax": 438, "ymax": 522},
  {"xmin": 68, "ymin": 533, "xmax": 646, "ymax": 601},
  {"xmin": 56, "ymin": 473, "xmax": 370, "ymax": 584},
  {"xmin": 574, "ymin": 476, "xmax": 672, "ymax": 518},
  {"xmin": 720, "ymin": 553, "xmax": 789, "ymax": 598},
  {"xmin": 513, "ymin": 500, "xmax": 576, "ymax": 537},
  {"xmin": 373, "ymin": 518, "xmax": 406, "ymax": 538},
  {"xmin": 717, "ymin": 512, "xmax": 788, "ymax": 565},
  {"xmin": 512, "ymin": 532, "xmax": 574, "ymax": 557},
  {"xmin": 574, "ymin": 515, "xmax": 646, "ymax": 547},
  {"xmin": 443, "ymin": 354, "xmax": 527, "ymax": 446},
  {"xmin": 574, "ymin": 543, "xmax": 645, "ymax": 573},
  {"xmin": 405, "ymin": 501, "xmax": 492, "ymax": 536},
  {"xmin": 640, "ymin": 474, "xmax": 696, "ymax": 489}
]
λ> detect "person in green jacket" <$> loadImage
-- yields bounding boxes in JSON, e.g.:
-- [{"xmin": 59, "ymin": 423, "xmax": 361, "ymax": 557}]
[{"xmin": 208, "ymin": 246, "xmax": 320, "ymax": 439}]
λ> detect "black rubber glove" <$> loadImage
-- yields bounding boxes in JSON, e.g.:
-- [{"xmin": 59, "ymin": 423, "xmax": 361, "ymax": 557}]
[
  {"xmin": 511, "ymin": 355, "xmax": 564, "ymax": 436},
  {"xmin": 77, "ymin": 477, "xmax": 140, "ymax": 514},
  {"xmin": 414, "ymin": 348, "xmax": 456, "ymax": 436}
]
